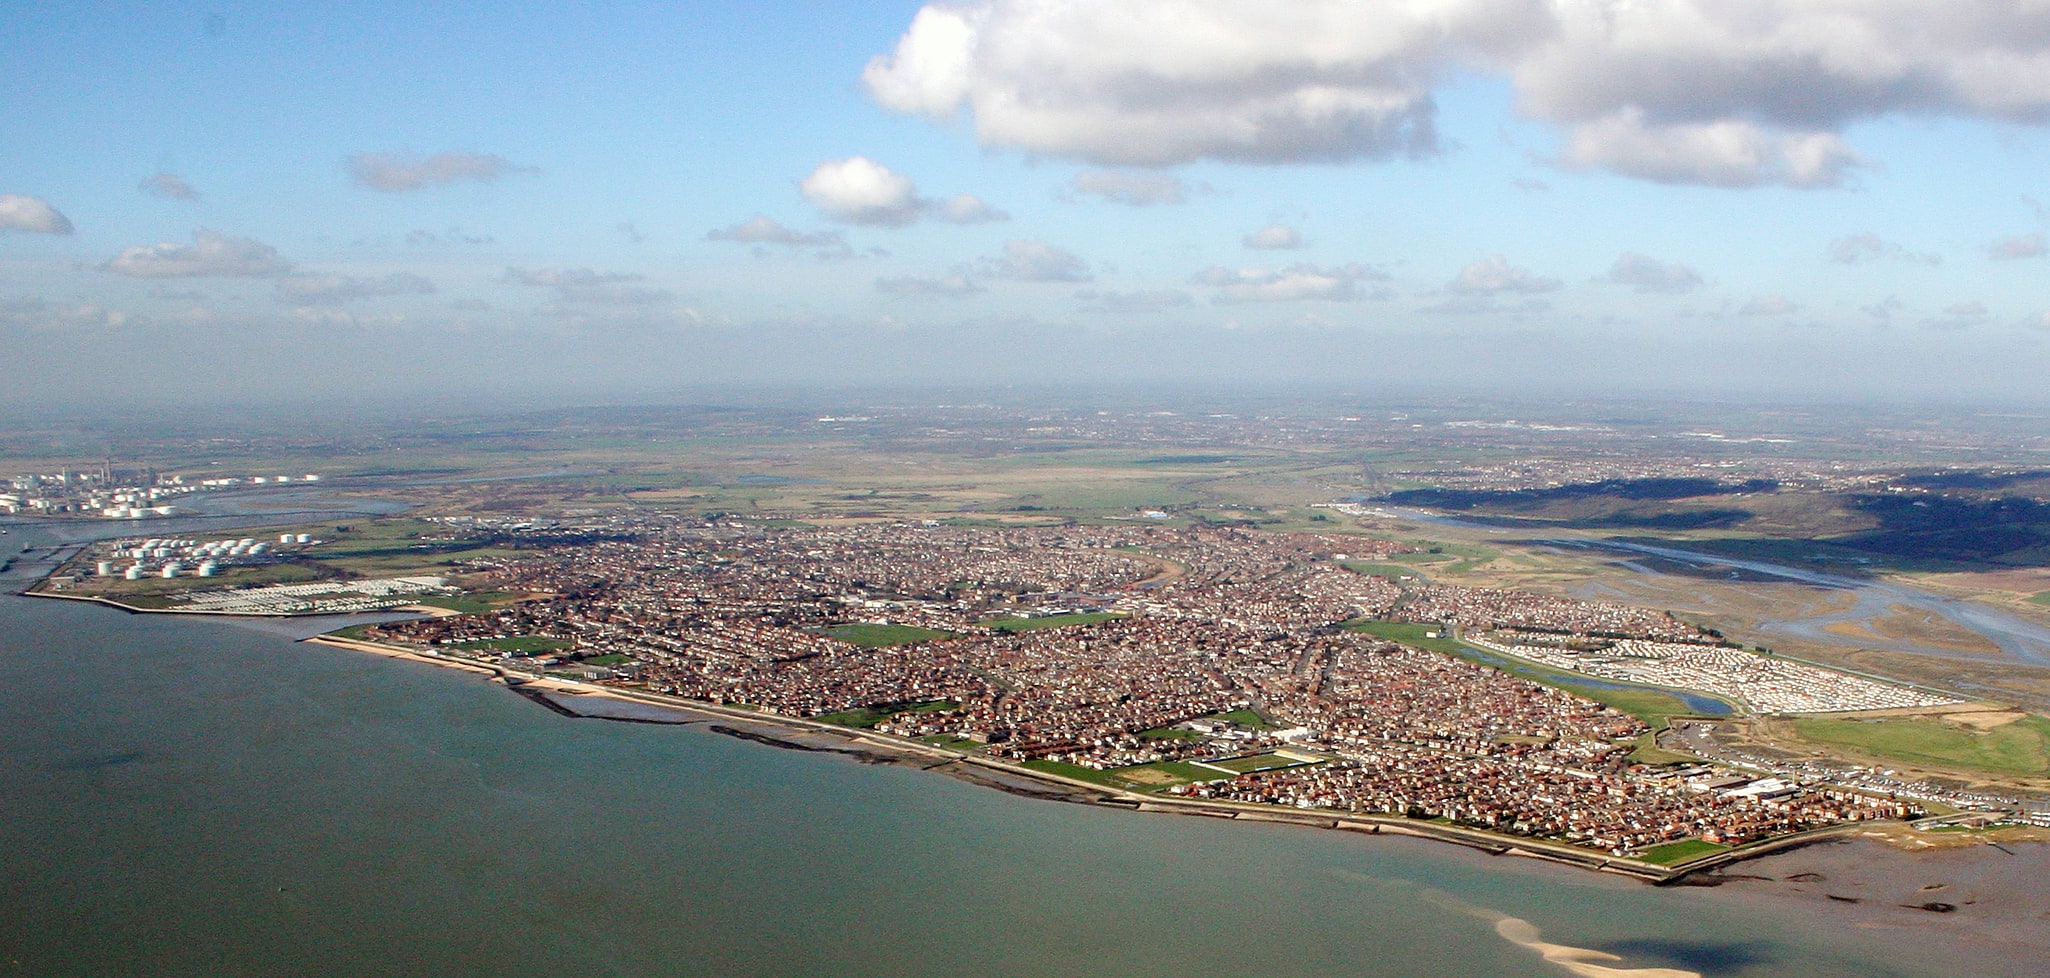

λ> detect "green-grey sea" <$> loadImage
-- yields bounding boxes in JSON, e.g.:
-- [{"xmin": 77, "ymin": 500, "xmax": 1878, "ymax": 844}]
[{"xmin": 0, "ymin": 522, "xmax": 2029, "ymax": 977}]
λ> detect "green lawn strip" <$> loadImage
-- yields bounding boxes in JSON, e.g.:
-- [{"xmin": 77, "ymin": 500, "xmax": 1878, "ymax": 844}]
[
  {"xmin": 1341, "ymin": 619, "xmax": 1704, "ymax": 726},
  {"xmin": 1628, "ymin": 731, "xmax": 1698, "ymax": 765},
  {"xmin": 822, "ymin": 623, "xmax": 957, "ymax": 647},
  {"xmin": 1204, "ymin": 752, "xmax": 1316, "ymax": 775},
  {"xmin": 917, "ymin": 735, "xmax": 983, "ymax": 753},
  {"xmin": 1342, "ymin": 561, "xmax": 1426, "ymax": 580},
  {"xmin": 1790, "ymin": 715, "xmax": 2050, "ymax": 778},
  {"xmin": 453, "ymin": 635, "xmax": 571, "ymax": 655},
  {"xmin": 1021, "ymin": 758, "xmax": 1221, "ymax": 791},
  {"xmin": 410, "ymin": 592, "xmax": 520, "ymax": 614},
  {"xmin": 813, "ymin": 699, "xmax": 956, "ymax": 729},
  {"xmin": 1210, "ymin": 708, "xmax": 1275, "ymax": 730},
  {"xmin": 1139, "ymin": 726, "xmax": 1205, "ymax": 740},
  {"xmin": 582, "ymin": 653, "xmax": 630, "ymax": 665},
  {"xmin": 1634, "ymin": 839, "xmax": 1730, "ymax": 866},
  {"xmin": 2030, "ymin": 591, "xmax": 2050, "ymax": 607},
  {"xmin": 982, "ymin": 611, "xmax": 1123, "ymax": 633}
]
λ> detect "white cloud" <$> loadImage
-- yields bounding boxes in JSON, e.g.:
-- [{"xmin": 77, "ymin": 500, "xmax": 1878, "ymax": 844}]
[
  {"xmin": 1556, "ymin": 109, "xmax": 1861, "ymax": 188},
  {"xmin": 138, "ymin": 173, "xmax": 201, "ymax": 200},
  {"xmin": 1739, "ymin": 294, "xmax": 1799, "ymax": 316},
  {"xmin": 1066, "ymin": 170, "xmax": 1194, "ymax": 206},
  {"xmin": 348, "ymin": 151, "xmax": 535, "ymax": 192},
  {"xmin": 877, "ymin": 274, "xmax": 984, "ymax": 297},
  {"xmin": 0, "ymin": 194, "xmax": 74, "ymax": 234},
  {"xmin": 1242, "ymin": 224, "xmax": 1303, "ymax": 250},
  {"xmin": 987, "ymin": 240, "xmax": 1092, "ymax": 282},
  {"xmin": 1448, "ymin": 255, "xmax": 1559, "ymax": 295},
  {"xmin": 800, "ymin": 157, "xmax": 922, "ymax": 227},
  {"xmin": 936, "ymin": 193, "xmax": 1008, "ymax": 223},
  {"xmin": 1987, "ymin": 232, "xmax": 2047, "ymax": 260},
  {"xmin": 278, "ymin": 272, "xmax": 436, "ymax": 306},
  {"xmin": 867, "ymin": 1, "xmax": 2050, "ymax": 188},
  {"xmin": 798, "ymin": 159, "xmax": 1005, "ymax": 228},
  {"xmin": 1828, "ymin": 233, "xmax": 1941, "ymax": 266},
  {"xmin": 1192, "ymin": 263, "xmax": 1386, "ymax": 303},
  {"xmin": 102, "ymin": 230, "xmax": 290, "ymax": 277},
  {"xmin": 1602, "ymin": 252, "xmax": 1702, "ymax": 294},
  {"xmin": 708, "ymin": 215, "xmax": 845, "ymax": 247}
]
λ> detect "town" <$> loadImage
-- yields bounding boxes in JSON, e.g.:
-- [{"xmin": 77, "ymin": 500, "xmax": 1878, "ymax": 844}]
[{"xmin": 348, "ymin": 516, "xmax": 1958, "ymax": 860}]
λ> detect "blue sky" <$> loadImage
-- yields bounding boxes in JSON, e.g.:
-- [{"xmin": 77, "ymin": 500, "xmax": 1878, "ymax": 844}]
[{"xmin": 5, "ymin": 1, "xmax": 2050, "ymax": 408}]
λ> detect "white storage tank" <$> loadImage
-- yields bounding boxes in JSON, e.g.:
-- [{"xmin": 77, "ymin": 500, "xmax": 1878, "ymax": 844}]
[
  {"xmin": 161, "ymin": 563, "xmax": 181, "ymax": 579},
  {"xmin": 197, "ymin": 561, "xmax": 218, "ymax": 577},
  {"xmin": 124, "ymin": 565, "xmax": 144, "ymax": 580},
  {"xmin": 96, "ymin": 560, "xmax": 114, "ymax": 576},
  {"xmin": 295, "ymin": 533, "xmax": 311, "ymax": 544}
]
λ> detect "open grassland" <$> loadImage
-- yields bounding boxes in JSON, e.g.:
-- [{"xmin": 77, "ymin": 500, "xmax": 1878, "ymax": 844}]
[
  {"xmin": 454, "ymin": 636, "xmax": 570, "ymax": 655},
  {"xmin": 1341, "ymin": 619, "xmax": 1720, "ymax": 727},
  {"xmin": 1789, "ymin": 714, "xmax": 2050, "ymax": 778},
  {"xmin": 1635, "ymin": 839, "xmax": 1730, "ymax": 866},
  {"xmin": 983, "ymin": 611, "xmax": 1123, "ymax": 633},
  {"xmin": 822, "ymin": 623, "xmax": 957, "ymax": 647},
  {"xmin": 409, "ymin": 592, "xmax": 522, "ymax": 614},
  {"xmin": 813, "ymin": 699, "xmax": 955, "ymax": 729},
  {"xmin": 1021, "ymin": 758, "xmax": 1221, "ymax": 791}
]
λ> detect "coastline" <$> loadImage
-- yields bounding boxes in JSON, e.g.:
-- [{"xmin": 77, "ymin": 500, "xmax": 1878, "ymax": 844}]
[{"xmin": 300, "ymin": 631, "xmax": 1885, "ymax": 884}]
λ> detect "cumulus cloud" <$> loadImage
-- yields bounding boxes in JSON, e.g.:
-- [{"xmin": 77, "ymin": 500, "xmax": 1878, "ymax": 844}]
[
  {"xmin": 348, "ymin": 151, "xmax": 535, "ymax": 192},
  {"xmin": 865, "ymin": 1, "xmax": 2050, "ymax": 188},
  {"xmin": 1828, "ymin": 233, "xmax": 1941, "ymax": 266},
  {"xmin": 986, "ymin": 240, "xmax": 1092, "ymax": 282},
  {"xmin": 0, "ymin": 194, "xmax": 74, "ymax": 234},
  {"xmin": 876, "ymin": 274, "xmax": 984, "ymax": 297},
  {"xmin": 1448, "ymin": 255, "xmax": 1560, "ymax": 295},
  {"xmin": 1066, "ymin": 170, "xmax": 1197, "ymax": 206},
  {"xmin": 102, "ymin": 230, "xmax": 290, "ymax": 277},
  {"xmin": 708, "ymin": 215, "xmax": 845, "ymax": 247},
  {"xmin": 1242, "ymin": 224, "xmax": 1303, "ymax": 250},
  {"xmin": 277, "ymin": 272, "xmax": 436, "ymax": 306},
  {"xmin": 1073, "ymin": 288, "xmax": 1194, "ymax": 313},
  {"xmin": 138, "ymin": 173, "xmax": 201, "ymax": 200},
  {"xmin": 1927, "ymin": 301, "xmax": 1990, "ymax": 330},
  {"xmin": 798, "ymin": 158, "xmax": 1005, "ymax": 227},
  {"xmin": 505, "ymin": 266, "xmax": 670, "ymax": 305},
  {"xmin": 1740, "ymin": 294, "xmax": 1799, "ymax": 316},
  {"xmin": 1602, "ymin": 252, "xmax": 1702, "ymax": 294},
  {"xmin": 1192, "ymin": 263, "xmax": 1386, "ymax": 303},
  {"xmin": 1987, "ymin": 232, "xmax": 2047, "ymax": 260},
  {"xmin": 936, "ymin": 193, "xmax": 1008, "ymax": 223},
  {"xmin": 800, "ymin": 157, "xmax": 923, "ymax": 227}
]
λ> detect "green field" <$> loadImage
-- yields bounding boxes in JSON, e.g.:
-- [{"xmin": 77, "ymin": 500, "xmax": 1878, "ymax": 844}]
[
  {"xmin": 1021, "ymin": 758, "xmax": 1221, "ymax": 791},
  {"xmin": 1341, "ymin": 619, "xmax": 1714, "ymax": 726},
  {"xmin": 1203, "ymin": 752, "xmax": 1315, "ymax": 775},
  {"xmin": 454, "ymin": 635, "xmax": 570, "ymax": 655},
  {"xmin": 822, "ymin": 623, "xmax": 957, "ymax": 647},
  {"xmin": 1138, "ymin": 726, "xmax": 1205, "ymax": 740},
  {"xmin": 983, "ymin": 612, "xmax": 1122, "ymax": 633},
  {"xmin": 410, "ymin": 592, "xmax": 521, "ymax": 614},
  {"xmin": 1791, "ymin": 715, "xmax": 2050, "ymax": 777},
  {"xmin": 1635, "ymin": 839, "xmax": 1730, "ymax": 865},
  {"xmin": 2031, "ymin": 591, "xmax": 2050, "ymax": 607},
  {"xmin": 814, "ymin": 699, "xmax": 955, "ymax": 729},
  {"xmin": 1342, "ymin": 561, "xmax": 1425, "ymax": 580},
  {"xmin": 1210, "ymin": 708, "xmax": 1275, "ymax": 730}
]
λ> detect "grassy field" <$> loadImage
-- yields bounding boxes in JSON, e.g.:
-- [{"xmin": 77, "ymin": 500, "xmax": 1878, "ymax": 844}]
[
  {"xmin": 1021, "ymin": 758, "xmax": 1222, "ymax": 791},
  {"xmin": 983, "ymin": 612, "xmax": 1122, "ymax": 633},
  {"xmin": 1635, "ymin": 839, "xmax": 1730, "ymax": 865},
  {"xmin": 1342, "ymin": 561, "xmax": 1425, "ymax": 580},
  {"xmin": 823, "ymin": 623, "xmax": 957, "ymax": 647},
  {"xmin": 1211, "ymin": 708, "xmax": 1274, "ymax": 730},
  {"xmin": 453, "ymin": 636, "xmax": 570, "ymax": 654},
  {"xmin": 2032, "ymin": 591, "xmax": 2050, "ymax": 607},
  {"xmin": 1203, "ymin": 752, "xmax": 1315, "ymax": 774},
  {"xmin": 1341, "ymin": 619, "xmax": 1711, "ymax": 726},
  {"xmin": 410, "ymin": 592, "xmax": 521, "ymax": 614},
  {"xmin": 814, "ymin": 699, "xmax": 955, "ymax": 729},
  {"xmin": 1791, "ymin": 715, "xmax": 2050, "ymax": 777}
]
